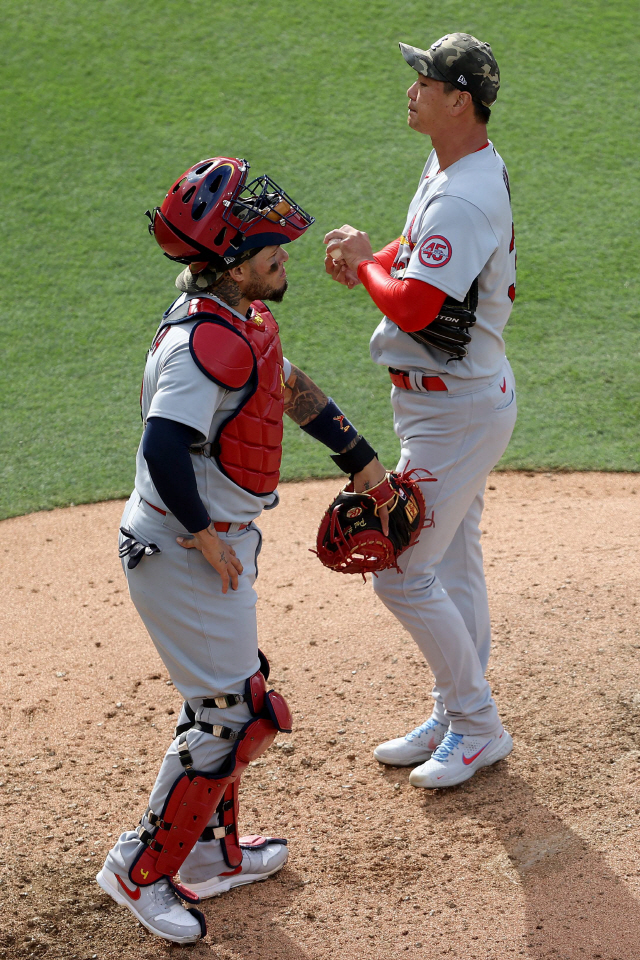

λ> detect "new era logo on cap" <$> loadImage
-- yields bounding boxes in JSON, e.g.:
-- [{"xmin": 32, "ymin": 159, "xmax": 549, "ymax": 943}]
[{"xmin": 458, "ymin": 75, "xmax": 467, "ymax": 85}]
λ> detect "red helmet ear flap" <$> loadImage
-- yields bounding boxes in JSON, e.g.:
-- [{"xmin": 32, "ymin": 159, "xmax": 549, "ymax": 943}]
[{"xmin": 152, "ymin": 210, "xmax": 203, "ymax": 263}]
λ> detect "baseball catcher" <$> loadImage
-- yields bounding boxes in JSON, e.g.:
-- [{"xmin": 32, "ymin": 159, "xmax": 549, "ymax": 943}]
[{"xmin": 96, "ymin": 155, "xmax": 387, "ymax": 945}]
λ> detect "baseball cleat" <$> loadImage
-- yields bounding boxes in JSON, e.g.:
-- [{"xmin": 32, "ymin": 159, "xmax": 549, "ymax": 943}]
[
  {"xmin": 373, "ymin": 717, "xmax": 449, "ymax": 766},
  {"xmin": 408, "ymin": 728, "xmax": 513, "ymax": 789},
  {"xmin": 96, "ymin": 866, "xmax": 205, "ymax": 944},
  {"xmin": 181, "ymin": 836, "xmax": 288, "ymax": 899}
]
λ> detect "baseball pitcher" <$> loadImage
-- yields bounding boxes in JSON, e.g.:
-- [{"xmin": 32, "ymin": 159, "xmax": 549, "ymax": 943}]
[{"xmin": 324, "ymin": 34, "xmax": 517, "ymax": 790}]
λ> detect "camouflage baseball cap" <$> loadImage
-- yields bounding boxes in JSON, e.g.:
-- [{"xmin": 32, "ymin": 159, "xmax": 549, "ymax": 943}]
[{"xmin": 399, "ymin": 33, "xmax": 500, "ymax": 107}]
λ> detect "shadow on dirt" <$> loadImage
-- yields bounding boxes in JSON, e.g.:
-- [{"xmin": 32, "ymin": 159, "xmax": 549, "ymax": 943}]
[{"xmin": 422, "ymin": 767, "xmax": 640, "ymax": 960}]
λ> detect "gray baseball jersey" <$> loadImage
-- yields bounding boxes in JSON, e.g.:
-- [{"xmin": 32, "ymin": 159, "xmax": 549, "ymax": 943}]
[
  {"xmin": 369, "ymin": 141, "xmax": 516, "ymax": 381},
  {"xmin": 135, "ymin": 292, "xmax": 291, "ymax": 525}
]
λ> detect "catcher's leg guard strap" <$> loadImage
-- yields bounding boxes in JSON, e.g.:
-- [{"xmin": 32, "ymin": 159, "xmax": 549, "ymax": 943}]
[
  {"xmin": 179, "ymin": 656, "xmax": 273, "ymax": 722},
  {"xmin": 174, "ymin": 701, "xmax": 197, "ymax": 738}
]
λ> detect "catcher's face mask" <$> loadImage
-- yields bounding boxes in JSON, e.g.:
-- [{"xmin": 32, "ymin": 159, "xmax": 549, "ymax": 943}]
[{"xmin": 147, "ymin": 157, "xmax": 314, "ymax": 268}]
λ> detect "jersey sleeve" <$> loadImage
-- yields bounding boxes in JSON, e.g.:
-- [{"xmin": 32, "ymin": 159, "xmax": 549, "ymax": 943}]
[
  {"xmin": 143, "ymin": 418, "xmax": 210, "ymax": 533},
  {"xmin": 147, "ymin": 340, "xmax": 228, "ymax": 440},
  {"xmin": 356, "ymin": 262, "xmax": 446, "ymax": 332},
  {"xmin": 282, "ymin": 357, "xmax": 292, "ymax": 382},
  {"xmin": 372, "ymin": 238, "xmax": 401, "ymax": 273},
  {"xmin": 405, "ymin": 196, "xmax": 498, "ymax": 300}
]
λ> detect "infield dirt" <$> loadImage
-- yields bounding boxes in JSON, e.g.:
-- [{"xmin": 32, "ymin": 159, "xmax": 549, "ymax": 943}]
[{"xmin": 0, "ymin": 473, "xmax": 639, "ymax": 960}]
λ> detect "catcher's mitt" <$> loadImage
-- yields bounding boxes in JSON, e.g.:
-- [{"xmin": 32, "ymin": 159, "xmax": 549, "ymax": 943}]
[{"xmin": 315, "ymin": 470, "xmax": 435, "ymax": 576}]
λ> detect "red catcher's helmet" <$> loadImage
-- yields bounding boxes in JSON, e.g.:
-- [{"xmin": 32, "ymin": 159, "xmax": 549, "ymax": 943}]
[{"xmin": 147, "ymin": 157, "xmax": 314, "ymax": 268}]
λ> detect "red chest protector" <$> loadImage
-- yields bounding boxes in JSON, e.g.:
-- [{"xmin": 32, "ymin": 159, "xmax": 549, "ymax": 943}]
[{"xmin": 164, "ymin": 297, "xmax": 285, "ymax": 496}]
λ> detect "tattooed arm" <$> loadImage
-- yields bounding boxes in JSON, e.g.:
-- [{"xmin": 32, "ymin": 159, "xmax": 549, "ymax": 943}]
[
  {"xmin": 284, "ymin": 365, "xmax": 388, "ymax": 528},
  {"xmin": 284, "ymin": 365, "xmax": 331, "ymax": 427},
  {"xmin": 283, "ymin": 364, "xmax": 360, "ymax": 454},
  {"xmin": 283, "ymin": 362, "xmax": 384, "ymax": 463}
]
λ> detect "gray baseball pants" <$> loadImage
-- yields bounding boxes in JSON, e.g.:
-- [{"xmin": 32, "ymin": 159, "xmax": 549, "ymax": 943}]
[
  {"xmin": 105, "ymin": 493, "xmax": 262, "ymax": 882},
  {"xmin": 373, "ymin": 360, "xmax": 517, "ymax": 736}
]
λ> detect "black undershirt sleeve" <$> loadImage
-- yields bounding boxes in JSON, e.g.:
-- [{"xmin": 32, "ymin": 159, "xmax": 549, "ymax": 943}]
[{"xmin": 142, "ymin": 416, "xmax": 210, "ymax": 534}]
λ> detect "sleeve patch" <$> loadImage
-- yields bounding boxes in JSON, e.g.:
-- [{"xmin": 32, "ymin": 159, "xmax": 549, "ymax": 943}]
[
  {"xmin": 418, "ymin": 235, "xmax": 452, "ymax": 268},
  {"xmin": 189, "ymin": 320, "xmax": 255, "ymax": 390}
]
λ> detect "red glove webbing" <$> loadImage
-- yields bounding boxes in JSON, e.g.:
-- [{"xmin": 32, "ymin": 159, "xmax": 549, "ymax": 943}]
[{"xmin": 357, "ymin": 250, "xmax": 447, "ymax": 333}]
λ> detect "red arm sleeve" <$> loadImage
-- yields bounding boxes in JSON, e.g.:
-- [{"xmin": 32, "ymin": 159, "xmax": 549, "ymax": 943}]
[
  {"xmin": 356, "ymin": 259, "xmax": 447, "ymax": 333},
  {"xmin": 372, "ymin": 238, "xmax": 401, "ymax": 273}
]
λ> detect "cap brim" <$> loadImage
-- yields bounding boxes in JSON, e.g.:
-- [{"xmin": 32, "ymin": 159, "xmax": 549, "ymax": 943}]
[{"xmin": 398, "ymin": 42, "xmax": 449, "ymax": 82}]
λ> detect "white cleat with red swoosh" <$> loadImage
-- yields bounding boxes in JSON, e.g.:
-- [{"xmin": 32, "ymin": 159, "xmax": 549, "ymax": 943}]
[
  {"xmin": 181, "ymin": 836, "xmax": 289, "ymax": 900},
  {"xmin": 409, "ymin": 729, "xmax": 513, "ymax": 789},
  {"xmin": 373, "ymin": 717, "xmax": 449, "ymax": 766},
  {"xmin": 96, "ymin": 866, "xmax": 204, "ymax": 943}
]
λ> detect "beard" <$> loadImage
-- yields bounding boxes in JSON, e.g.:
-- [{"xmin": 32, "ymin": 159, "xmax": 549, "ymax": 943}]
[
  {"xmin": 263, "ymin": 278, "xmax": 288, "ymax": 303},
  {"xmin": 243, "ymin": 266, "xmax": 288, "ymax": 304}
]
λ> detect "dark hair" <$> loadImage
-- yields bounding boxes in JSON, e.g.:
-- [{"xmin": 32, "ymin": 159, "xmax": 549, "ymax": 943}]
[
  {"xmin": 204, "ymin": 244, "xmax": 267, "ymax": 294},
  {"xmin": 443, "ymin": 81, "xmax": 491, "ymax": 124}
]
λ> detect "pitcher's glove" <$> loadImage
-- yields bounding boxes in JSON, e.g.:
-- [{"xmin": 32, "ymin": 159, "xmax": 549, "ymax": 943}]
[
  {"xmin": 315, "ymin": 470, "xmax": 434, "ymax": 575},
  {"xmin": 407, "ymin": 277, "xmax": 479, "ymax": 361}
]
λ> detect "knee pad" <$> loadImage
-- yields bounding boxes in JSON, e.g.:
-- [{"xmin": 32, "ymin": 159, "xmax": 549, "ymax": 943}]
[
  {"xmin": 173, "ymin": 649, "xmax": 276, "ymax": 739},
  {"xmin": 130, "ymin": 668, "xmax": 291, "ymax": 887}
]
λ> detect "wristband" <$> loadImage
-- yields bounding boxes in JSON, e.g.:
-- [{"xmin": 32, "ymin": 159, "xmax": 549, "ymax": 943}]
[
  {"xmin": 330, "ymin": 436, "xmax": 377, "ymax": 475},
  {"xmin": 301, "ymin": 398, "xmax": 358, "ymax": 453}
]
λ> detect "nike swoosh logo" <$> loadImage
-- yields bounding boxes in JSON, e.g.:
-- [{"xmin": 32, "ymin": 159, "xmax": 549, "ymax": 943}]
[
  {"xmin": 500, "ymin": 378, "xmax": 507, "ymax": 393},
  {"xmin": 116, "ymin": 874, "xmax": 141, "ymax": 900},
  {"xmin": 462, "ymin": 741, "xmax": 492, "ymax": 765}
]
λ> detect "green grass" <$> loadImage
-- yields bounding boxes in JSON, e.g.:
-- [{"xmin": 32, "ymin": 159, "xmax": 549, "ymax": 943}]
[{"xmin": 1, "ymin": 0, "xmax": 638, "ymax": 519}]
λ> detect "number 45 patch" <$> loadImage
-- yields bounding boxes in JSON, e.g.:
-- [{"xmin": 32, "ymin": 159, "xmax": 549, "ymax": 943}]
[{"xmin": 418, "ymin": 235, "xmax": 452, "ymax": 268}]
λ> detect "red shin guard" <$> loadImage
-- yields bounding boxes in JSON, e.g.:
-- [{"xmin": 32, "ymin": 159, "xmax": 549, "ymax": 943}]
[
  {"xmin": 130, "ymin": 770, "xmax": 230, "ymax": 886},
  {"xmin": 130, "ymin": 692, "xmax": 291, "ymax": 887}
]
